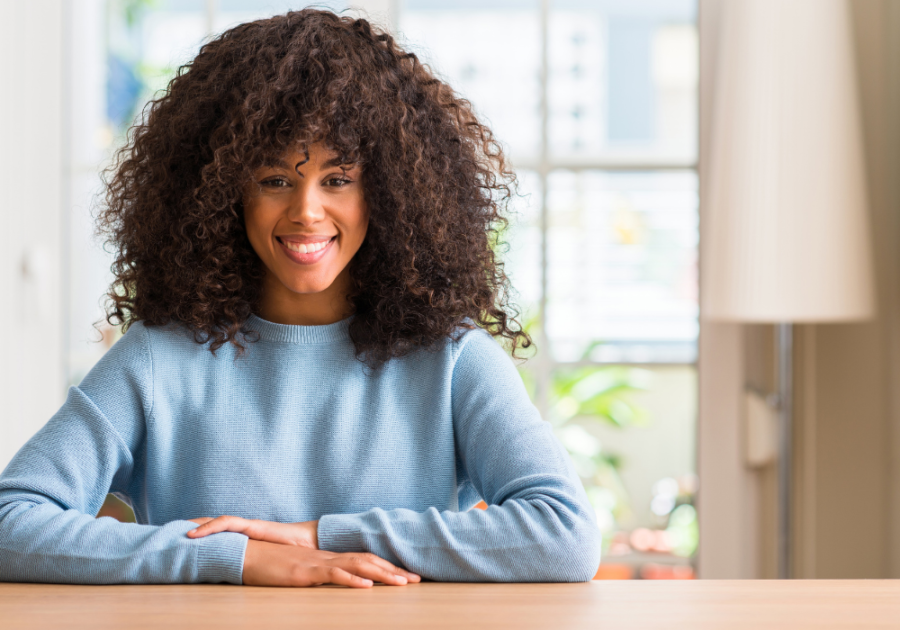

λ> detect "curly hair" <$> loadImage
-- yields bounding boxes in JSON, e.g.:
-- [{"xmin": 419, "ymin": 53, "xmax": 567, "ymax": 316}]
[{"xmin": 98, "ymin": 8, "xmax": 531, "ymax": 365}]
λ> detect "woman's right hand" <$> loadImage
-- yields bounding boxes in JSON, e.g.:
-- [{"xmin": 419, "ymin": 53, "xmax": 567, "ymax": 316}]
[{"xmin": 242, "ymin": 539, "xmax": 420, "ymax": 588}]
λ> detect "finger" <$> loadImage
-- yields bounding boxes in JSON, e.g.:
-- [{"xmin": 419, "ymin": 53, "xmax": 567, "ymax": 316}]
[
  {"xmin": 187, "ymin": 517, "xmax": 214, "ymax": 526},
  {"xmin": 337, "ymin": 556, "xmax": 410, "ymax": 586},
  {"xmin": 187, "ymin": 516, "xmax": 304, "ymax": 546},
  {"xmin": 356, "ymin": 553, "xmax": 421, "ymax": 583},
  {"xmin": 318, "ymin": 551, "xmax": 417, "ymax": 583},
  {"xmin": 315, "ymin": 566, "xmax": 373, "ymax": 589},
  {"xmin": 187, "ymin": 515, "xmax": 251, "ymax": 538},
  {"xmin": 404, "ymin": 571, "xmax": 422, "ymax": 583}
]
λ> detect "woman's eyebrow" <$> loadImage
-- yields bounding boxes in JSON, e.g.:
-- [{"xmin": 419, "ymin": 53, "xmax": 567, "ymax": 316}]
[{"xmin": 295, "ymin": 157, "xmax": 356, "ymax": 175}]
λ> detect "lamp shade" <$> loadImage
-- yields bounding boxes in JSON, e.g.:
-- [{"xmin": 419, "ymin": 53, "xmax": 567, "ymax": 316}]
[{"xmin": 702, "ymin": 0, "xmax": 875, "ymax": 322}]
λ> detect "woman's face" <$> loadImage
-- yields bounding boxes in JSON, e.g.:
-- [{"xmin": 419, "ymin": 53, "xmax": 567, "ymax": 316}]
[{"xmin": 244, "ymin": 142, "xmax": 368, "ymax": 321}]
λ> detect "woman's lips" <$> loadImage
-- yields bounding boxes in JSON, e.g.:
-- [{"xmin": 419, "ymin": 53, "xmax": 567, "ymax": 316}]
[{"xmin": 277, "ymin": 236, "xmax": 336, "ymax": 265}]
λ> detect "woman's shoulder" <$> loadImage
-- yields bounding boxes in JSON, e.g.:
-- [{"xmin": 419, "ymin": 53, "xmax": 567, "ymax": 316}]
[
  {"xmin": 105, "ymin": 319, "xmax": 235, "ymax": 373},
  {"xmin": 447, "ymin": 322, "xmax": 517, "ymax": 372},
  {"xmin": 115, "ymin": 319, "xmax": 203, "ymax": 354},
  {"xmin": 379, "ymin": 324, "xmax": 508, "ymax": 376},
  {"xmin": 80, "ymin": 321, "xmax": 188, "ymax": 379}
]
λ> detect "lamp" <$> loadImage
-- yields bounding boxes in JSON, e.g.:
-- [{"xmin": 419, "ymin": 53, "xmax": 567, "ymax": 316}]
[{"xmin": 702, "ymin": 0, "xmax": 875, "ymax": 579}]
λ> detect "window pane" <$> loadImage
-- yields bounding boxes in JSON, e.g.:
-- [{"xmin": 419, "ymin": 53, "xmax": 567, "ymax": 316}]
[
  {"xmin": 503, "ymin": 170, "xmax": 542, "ymax": 324},
  {"xmin": 399, "ymin": 1, "xmax": 541, "ymax": 161},
  {"xmin": 107, "ymin": 1, "xmax": 207, "ymax": 134},
  {"xmin": 549, "ymin": 0, "xmax": 698, "ymax": 163},
  {"xmin": 546, "ymin": 170, "xmax": 698, "ymax": 363}
]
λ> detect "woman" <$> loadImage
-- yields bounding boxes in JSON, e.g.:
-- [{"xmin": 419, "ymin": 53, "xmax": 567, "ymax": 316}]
[{"xmin": 0, "ymin": 9, "xmax": 600, "ymax": 587}]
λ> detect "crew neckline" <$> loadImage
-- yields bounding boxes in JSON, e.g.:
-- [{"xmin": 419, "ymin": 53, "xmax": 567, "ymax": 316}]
[{"xmin": 245, "ymin": 313, "xmax": 352, "ymax": 344}]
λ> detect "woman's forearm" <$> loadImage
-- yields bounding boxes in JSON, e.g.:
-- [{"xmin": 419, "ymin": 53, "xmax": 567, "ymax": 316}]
[
  {"xmin": 317, "ymin": 479, "xmax": 601, "ymax": 582},
  {"xmin": 0, "ymin": 496, "xmax": 246, "ymax": 584}
]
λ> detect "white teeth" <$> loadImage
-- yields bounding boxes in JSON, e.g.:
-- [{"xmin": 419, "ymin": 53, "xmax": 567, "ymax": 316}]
[{"xmin": 283, "ymin": 239, "xmax": 331, "ymax": 254}]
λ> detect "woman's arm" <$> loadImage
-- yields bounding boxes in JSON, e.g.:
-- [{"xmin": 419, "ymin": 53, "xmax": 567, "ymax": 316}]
[
  {"xmin": 315, "ymin": 329, "xmax": 602, "ymax": 582},
  {"xmin": 0, "ymin": 324, "xmax": 247, "ymax": 584}
]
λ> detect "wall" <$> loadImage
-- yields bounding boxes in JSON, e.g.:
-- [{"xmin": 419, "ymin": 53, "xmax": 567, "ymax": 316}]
[
  {"xmin": 794, "ymin": 0, "xmax": 900, "ymax": 579},
  {"xmin": 0, "ymin": 1, "xmax": 66, "ymax": 470}
]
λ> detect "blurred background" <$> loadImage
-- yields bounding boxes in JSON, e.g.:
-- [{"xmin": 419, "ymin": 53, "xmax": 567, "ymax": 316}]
[{"xmin": 1, "ymin": 0, "xmax": 898, "ymax": 581}]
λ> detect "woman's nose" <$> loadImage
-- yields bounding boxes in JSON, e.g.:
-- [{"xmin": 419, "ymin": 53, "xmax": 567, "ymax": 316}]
[{"xmin": 286, "ymin": 185, "xmax": 326, "ymax": 224}]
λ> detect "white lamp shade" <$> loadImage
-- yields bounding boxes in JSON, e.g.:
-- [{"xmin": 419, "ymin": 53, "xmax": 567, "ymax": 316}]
[{"xmin": 702, "ymin": 0, "xmax": 875, "ymax": 323}]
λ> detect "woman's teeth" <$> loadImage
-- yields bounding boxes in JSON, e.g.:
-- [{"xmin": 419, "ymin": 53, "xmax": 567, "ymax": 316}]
[{"xmin": 283, "ymin": 239, "xmax": 330, "ymax": 254}]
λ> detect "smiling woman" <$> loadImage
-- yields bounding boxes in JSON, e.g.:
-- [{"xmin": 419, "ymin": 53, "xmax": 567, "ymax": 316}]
[
  {"xmin": 243, "ymin": 144, "xmax": 369, "ymax": 326},
  {"xmin": 0, "ymin": 8, "xmax": 601, "ymax": 588}
]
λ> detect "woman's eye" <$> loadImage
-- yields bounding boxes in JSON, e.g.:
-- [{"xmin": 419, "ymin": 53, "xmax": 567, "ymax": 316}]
[
  {"xmin": 325, "ymin": 177, "xmax": 352, "ymax": 188},
  {"xmin": 261, "ymin": 177, "xmax": 289, "ymax": 188}
]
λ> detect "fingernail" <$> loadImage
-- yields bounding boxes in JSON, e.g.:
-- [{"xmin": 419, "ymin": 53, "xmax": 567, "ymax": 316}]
[
  {"xmin": 362, "ymin": 579, "xmax": 373, "ymax": 586},
  {"xmin": 396, "ymin": 576, "xmax": 408, "ymax": 584}
]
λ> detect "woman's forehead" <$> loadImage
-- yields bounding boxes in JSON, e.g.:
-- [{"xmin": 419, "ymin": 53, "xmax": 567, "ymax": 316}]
[{"xmin": 260, "ymin": 143, "xmax": 357, "ymax": 169}]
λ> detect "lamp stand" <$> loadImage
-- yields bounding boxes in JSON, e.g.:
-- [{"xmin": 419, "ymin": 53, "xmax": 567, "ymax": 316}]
[{"xmin": 776, "ymin": 322, "xmax": 793, "ymax": 579}]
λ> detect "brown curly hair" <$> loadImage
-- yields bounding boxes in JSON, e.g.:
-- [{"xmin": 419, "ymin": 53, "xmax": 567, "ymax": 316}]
[{"xmin": 98, "ymin": 8, "xmax": 531, "ymax": 365}]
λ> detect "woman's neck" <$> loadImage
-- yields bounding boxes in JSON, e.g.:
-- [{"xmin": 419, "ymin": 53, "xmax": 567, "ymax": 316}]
[{"xmin": 257, "ymin": 268, "xmax": 353, "ymax": 326}]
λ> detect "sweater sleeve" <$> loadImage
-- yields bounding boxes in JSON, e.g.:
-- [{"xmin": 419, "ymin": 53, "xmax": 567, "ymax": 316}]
[
  {"xmin": 0, "ymin": 324, "xmax": 247, "ymax": 584},
  {"xmin": 317, "ymin": 329, "xmax": 602, "ymax": 582}
]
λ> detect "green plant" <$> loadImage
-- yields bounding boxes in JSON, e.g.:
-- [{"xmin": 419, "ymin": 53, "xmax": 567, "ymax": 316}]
[{"xmin": 547, "ymin": 364, "xmax": 651, "ymax": 532}]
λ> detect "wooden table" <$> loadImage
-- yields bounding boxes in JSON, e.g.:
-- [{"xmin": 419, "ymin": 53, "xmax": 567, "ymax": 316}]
[{"xmin": 2, "ymin": 581, "xmax": 898, "ymax": 629}]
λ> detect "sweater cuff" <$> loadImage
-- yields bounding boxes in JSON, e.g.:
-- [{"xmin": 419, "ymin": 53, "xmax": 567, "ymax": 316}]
[
  {"xmin": 195, "ymin": 532, "xmax": 248, "ymax": 584},
  {"xmin": 318, "ymin": 514, "xmax": 365, "ymax": 553}
]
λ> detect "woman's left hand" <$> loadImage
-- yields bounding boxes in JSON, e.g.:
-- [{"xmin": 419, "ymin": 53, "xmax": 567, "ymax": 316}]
[{"xmin": 187, "ymin": 516, "xmax": 319, "ymax": 549}]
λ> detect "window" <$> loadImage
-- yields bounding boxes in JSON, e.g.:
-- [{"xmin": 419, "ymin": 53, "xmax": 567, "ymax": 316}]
[{"xmin": 70, "ymin": 0, "xmax": 699, "ymax": 576}]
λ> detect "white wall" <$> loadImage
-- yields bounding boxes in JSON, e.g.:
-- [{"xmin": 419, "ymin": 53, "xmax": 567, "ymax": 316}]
[
  {"xmin": 66, "ymin": 0, "xmax": 115, "ymax": 388},
  {"xmin": 0, "ymin": 1, "xmax": 67, "ymax": 470}
]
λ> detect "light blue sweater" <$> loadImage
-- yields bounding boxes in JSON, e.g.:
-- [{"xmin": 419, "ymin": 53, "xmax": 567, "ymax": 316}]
[{"xmin": 0, "ymin": 315, "xmax": 601, "ymax": 584}]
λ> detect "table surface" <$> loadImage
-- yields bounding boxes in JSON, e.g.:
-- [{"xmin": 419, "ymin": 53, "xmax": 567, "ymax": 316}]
[{"xmin": 2, "ymin": 580, "xmax": 899, "ymax": 630}]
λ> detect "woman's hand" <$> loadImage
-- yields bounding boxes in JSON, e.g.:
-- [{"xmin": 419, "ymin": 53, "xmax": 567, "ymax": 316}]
[
  {"xmin": 186, "ymin": 515, "xmax": 420, "ymax": 587},
  {"xmin": 241, "ymin": 539, "xmax": 419, "ymax": 587},
  {"xmin": 187, "ymin": 515, "xmax": 319, "ymax": 549}
]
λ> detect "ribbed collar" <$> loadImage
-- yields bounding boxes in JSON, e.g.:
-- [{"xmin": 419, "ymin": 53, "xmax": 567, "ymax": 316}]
[{"xmin": 245, "ymin": 313, "xmax": 352, "ymax": 344}]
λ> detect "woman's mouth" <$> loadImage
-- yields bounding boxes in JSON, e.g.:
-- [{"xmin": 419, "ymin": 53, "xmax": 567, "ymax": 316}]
[{"xmin": 277, "ymin": 236, "xmax": 336, "ymax": 265}]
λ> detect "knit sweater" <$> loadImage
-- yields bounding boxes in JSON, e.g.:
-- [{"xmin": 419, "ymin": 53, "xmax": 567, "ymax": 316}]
[{"xmin": 0, "ymin": 315, "xmax": 601, "ymax": 584}]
